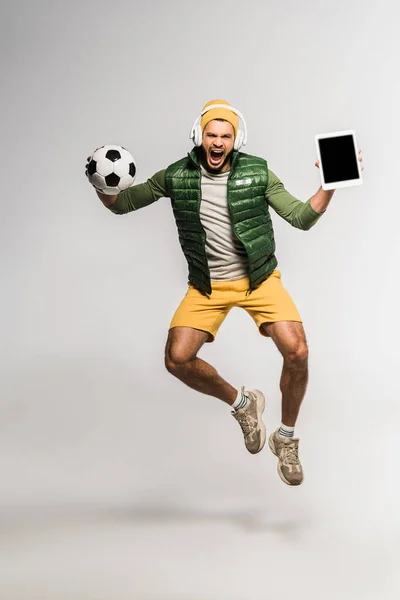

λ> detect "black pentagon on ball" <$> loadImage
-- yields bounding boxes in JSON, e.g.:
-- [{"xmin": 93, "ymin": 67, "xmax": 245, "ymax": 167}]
[
  {"xmin": 105, "ymin": 149, "xmax": 121, "ymax": 162},
  {"xmin": 87, "ymin": 159, "xmax": 97, "ymax": 176},
  {"xmin": 129, "ymin": 162, "xmax": 136, "ymax": 177},
  {"xmin": 105, "ymin": 172, "xmax": 121, "ymax": 187}
]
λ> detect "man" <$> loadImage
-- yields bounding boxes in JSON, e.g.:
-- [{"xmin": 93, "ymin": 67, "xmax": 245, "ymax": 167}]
[{"xmin": 86, "ymin": 100, "xmax": 363, "ymax": 486}]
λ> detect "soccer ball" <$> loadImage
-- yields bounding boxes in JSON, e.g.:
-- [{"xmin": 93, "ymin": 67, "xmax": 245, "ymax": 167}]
[{"xmin": 86, "ymin": 145, "xmax": 136, "ymax": 195}]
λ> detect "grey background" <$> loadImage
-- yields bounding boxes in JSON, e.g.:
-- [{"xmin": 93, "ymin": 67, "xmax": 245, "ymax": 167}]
[{"xmin": 1, "ymin": 0, "xmax": 399, "ymax": 598}]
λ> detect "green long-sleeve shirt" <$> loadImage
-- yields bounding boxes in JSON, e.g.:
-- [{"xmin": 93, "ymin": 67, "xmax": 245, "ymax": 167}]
[{"xmin": 107, "ymin": 168, "xmax": 323, "ymax": 230}]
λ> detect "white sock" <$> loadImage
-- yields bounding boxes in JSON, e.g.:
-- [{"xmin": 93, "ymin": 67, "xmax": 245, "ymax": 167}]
[
  {"xmin": 231, "ymin": 388, "xmax": 249, "ymax": 411},
  {"xmin": 279, "ymin": 423, "xmax": 295, "ymax": 439}
]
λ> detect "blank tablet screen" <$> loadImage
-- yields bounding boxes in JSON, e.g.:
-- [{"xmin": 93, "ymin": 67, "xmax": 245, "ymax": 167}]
[{"xmin": 318, "ymin": 135, "xmax": 359, "ymax": 184}]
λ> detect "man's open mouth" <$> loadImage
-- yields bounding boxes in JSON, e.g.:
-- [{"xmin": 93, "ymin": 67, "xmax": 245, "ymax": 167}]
[{"xmin": 209, "ymin": 149, "xmax": 224, "ymax": 165}]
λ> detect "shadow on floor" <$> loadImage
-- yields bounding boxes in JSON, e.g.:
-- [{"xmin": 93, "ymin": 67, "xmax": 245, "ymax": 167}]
[{"xmin": 0, "ymin": 502, "xmax": 310, "ymax": 538}]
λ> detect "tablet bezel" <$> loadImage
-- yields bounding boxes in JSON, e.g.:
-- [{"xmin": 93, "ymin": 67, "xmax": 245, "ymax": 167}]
[{"xmin": 315, "ymin": 129, "xmax": 363, "ymax": 191}]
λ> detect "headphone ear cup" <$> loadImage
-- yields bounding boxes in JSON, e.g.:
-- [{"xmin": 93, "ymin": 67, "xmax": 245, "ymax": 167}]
[
  {"xmin": 234, "ymin": 129, "xmax": 244, "ymax": 151},
  {"xmin": 194, "ymin": 124, "xmax": 203, "ymax": 146},
  {"xmin": 190, "ymin": 117, "xmax": 202, "ymax": 147}
]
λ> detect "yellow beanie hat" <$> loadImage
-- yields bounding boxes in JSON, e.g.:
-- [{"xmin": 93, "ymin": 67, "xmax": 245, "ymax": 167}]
[{"xmin": 200, "ymin": 99, "xmax": 239, "ymax": 136}]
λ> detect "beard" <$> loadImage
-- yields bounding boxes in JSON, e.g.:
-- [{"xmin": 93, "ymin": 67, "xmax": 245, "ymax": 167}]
[{"xmin": 201, "ymin": 147, "xmax": 233, "ymax": 174}]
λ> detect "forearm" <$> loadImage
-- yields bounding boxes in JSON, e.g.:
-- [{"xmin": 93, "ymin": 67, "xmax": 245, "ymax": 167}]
[
  {"xmin": 107, "ymin": 185, "xmax": 148, "ymax": 214},
  {"xmin": 309, "ymin": 186, "xmax": 335, "ymax": 214},
  {"xmin": 266, "ymin": 170, "xmax": 324, "ymax": 230},
  {"xmin": 103, "ymin": 170, "xmax": 168, "ymax": 214}
]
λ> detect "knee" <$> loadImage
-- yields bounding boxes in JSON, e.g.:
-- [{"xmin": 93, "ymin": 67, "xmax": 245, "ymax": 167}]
[
  {"xmin": 164, "ymin": 346, "xmax": 194, "ymax": 374},
  {"xmin": 285, "ymin": 342, "xmax": 309, "ymax": 367}
]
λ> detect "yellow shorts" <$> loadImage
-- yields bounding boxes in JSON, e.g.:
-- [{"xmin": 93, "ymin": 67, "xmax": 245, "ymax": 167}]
[{"xmin": 169, "ymin": 270, "xmax": 302, "ymax": 343}]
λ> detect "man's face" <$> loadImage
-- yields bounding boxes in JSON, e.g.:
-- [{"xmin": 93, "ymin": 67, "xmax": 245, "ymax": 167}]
[{"xmin": 201, "ymin": 120, "xmax": 235, "ymax": 173}]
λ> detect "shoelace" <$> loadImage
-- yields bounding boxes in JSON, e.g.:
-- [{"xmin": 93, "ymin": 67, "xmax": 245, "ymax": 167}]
[
  {"xmin": 237, "ymin": 413, "xmax": 257, "ymax": 436},
  {"xmin": 281, "ymin": 444, "xmax": 299, "ymax": 466}
]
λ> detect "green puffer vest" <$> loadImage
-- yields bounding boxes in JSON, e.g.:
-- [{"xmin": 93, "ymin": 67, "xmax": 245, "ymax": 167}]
[{"xmin": 165, "ymin": 148, "xmax": 278, "ymax": 296}]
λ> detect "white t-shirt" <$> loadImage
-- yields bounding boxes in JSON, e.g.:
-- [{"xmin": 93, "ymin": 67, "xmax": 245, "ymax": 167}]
[{"xmin": 200, "ymin": 165, "xmax": 248, "ymax": 281}]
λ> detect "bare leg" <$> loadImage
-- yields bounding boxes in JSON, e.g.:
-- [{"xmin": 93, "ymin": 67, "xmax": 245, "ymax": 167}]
[
  {"xmin": 261, "ymin": 321, "xmax": 309, "ymax": 427},
  {"xmin": 165, "ymin": 326, "xmax": 237, "ymax": 405}
]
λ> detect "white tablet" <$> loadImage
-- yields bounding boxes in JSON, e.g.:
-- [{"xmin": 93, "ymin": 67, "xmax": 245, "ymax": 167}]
[{"xmin": 315, "ymin": 130, "xmax": 362, "ymax": 191}]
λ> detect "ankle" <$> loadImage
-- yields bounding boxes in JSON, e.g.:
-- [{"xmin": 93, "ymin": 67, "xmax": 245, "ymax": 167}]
[
  {"xmin": 278, "ymin": 423, "xmax": 295, "ymax": 439},
  {"xmin": 231, "ymin": 387, "xmax": 249, "ymax": 411}
]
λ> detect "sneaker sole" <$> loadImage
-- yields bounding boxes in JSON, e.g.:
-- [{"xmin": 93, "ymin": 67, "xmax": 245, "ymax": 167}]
[
  {"xmin": 249, "ymin": 389, "xmax": 266, "ymax": 454},
  {"xmin": 268, "ymin": 433, "xmax": 304, "ymax": 486}
]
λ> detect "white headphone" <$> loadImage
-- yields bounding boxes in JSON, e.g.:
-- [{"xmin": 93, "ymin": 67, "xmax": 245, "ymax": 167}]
[{"xmin": 189, "ymin": 103, "xmax": 248, "ymax": 151}]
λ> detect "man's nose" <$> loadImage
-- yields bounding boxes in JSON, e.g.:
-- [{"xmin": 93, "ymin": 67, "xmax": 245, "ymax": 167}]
[{"xmin": 213, "ymin": 137, "xmax": 223, "ymax": 147}]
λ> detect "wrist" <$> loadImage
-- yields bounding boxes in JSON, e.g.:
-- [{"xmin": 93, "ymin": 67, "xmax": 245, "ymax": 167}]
[{"xmin": 310, "ymin": 187, "xmax": 334, "ymax": 213}]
